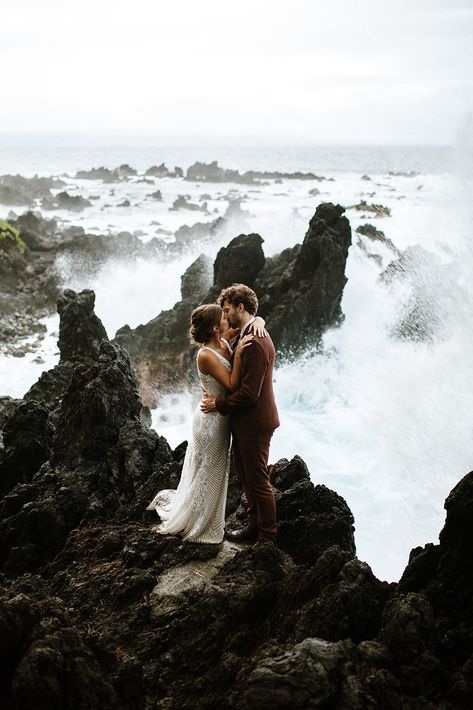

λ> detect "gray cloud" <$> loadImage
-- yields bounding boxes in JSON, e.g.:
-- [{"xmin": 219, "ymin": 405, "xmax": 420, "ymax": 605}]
[{"xmin": 1, "ymin": 0, "xmax": 472, "ymax": 144}]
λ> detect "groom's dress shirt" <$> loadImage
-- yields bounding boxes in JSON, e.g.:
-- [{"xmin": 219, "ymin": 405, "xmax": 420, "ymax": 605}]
[
  {"xmin": 228, "ymin": 317, "xmax": 255, "ymax": 353},
  {"xmin": 215, "ymin": 328, "xmax": 279, "ymax": 436}
]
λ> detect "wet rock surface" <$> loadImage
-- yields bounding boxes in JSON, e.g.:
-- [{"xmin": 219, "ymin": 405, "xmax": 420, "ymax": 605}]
[
  {"xmin": 0, "ymin": 308, "xmax": 471, "ymax": 708},
  {"xmin": 185, "ymin": 160, "xmax": 331, "ymax": 184},
  {"xmin": 256, "ymin": 202, "xmax": 352, "ymax": 351},
  {"xmin": 23, "ymin": 289, "xmax": 109, "ymax": 421}
]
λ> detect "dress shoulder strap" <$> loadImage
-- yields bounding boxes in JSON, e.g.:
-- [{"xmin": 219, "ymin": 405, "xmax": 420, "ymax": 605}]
[{"xmin": 199, "ymin": 346, "xmax": 231, "ymax": 367}]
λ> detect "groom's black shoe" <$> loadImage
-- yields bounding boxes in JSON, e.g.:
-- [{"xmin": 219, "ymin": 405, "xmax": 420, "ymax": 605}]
[{"xmin": 225, "ymin": 527, "xmax": 258, "ymax": 543}]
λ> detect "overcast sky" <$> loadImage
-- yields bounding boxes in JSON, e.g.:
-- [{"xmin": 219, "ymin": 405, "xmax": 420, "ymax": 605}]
[{"xmin": 1, "ymin": 0, "xmax": 472, "ymax": 145}]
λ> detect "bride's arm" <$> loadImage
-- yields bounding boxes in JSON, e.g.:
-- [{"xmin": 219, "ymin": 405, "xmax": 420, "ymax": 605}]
[
  {"xmin": 248, "ymin": 315, "xmax": 267, "ymax": 337},
  {"xmin": 197, "ymin": 337, "xmax": 253, "ymax": 392}
]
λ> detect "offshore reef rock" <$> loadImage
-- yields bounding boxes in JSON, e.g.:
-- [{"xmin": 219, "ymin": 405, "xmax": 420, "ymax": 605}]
[
  {"xmin": 41, "ymin": 191, "xmax": 92, "ymax": 212},
  {"xmin": 0, "ymin": 401, "xmax": 54, "ymax": 497},
  {"xmin": 75, "ymin": 164, "xmax": 137, "ymax": 182},
  {"xmin": 185, "ymin": 161, "xmax": 329, "ymax": 185},
  {"xmin": 145, "ymin": 163, "xmax": 183, "ymax": 178},
  {"xmin": 256, "ymin": 202, "xmax": 352, "ymax": 351},
  {"xmin": 0, "ymin": 174, "xmax": 66, "ymax": 206}
]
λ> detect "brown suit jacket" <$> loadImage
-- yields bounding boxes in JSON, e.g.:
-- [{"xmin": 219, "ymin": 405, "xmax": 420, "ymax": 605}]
[{"xmin": 215, "ymin": 333, "xmax": 280, "ymax": 436}]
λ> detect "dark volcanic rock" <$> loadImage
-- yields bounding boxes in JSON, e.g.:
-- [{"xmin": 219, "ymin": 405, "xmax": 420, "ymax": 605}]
[
  {"xmin": 0, "ymin": 174, "xmax": 66, "ymax": 206},
  {"xmin": 0, "ymin": 214, "xmax": 59, "ymax": 311},
  {"xmin": 0, "ymin": 401, "xmax": 54, "ymax": 497},
  {"xmin": 0, "ymin": 397, "xmax": 23, "ymax": 434},
  {"xmin": 170, "ymin": 195, "xmax": 208, "ymax": 212},
  {"xmin": 185, "ymin": 161, "xmax": 329, "ymax": 185},
  {"xmin": 0, "ymin": 307, "xmax": 472, "ymax": 710},
  {"xmin": 145, "ymin": 163, "xmax": 182, "ymax": 178},
  {"xmin": 256, "ymin": 202, "xmax": 352, "ymax": 351},
  {"xmin": 274, "ymin": 459, "xmax": 356, "ymax": 565},
  {"xmin": 41, "ymin": 191, "xmax": 92, "ymax": 212},
  {"xmin": 24, "ymin": 289, "xmax": 108, "ymax": 419},
  {"xmin": 57, "ymin": 289, "xmax": 108, "ymax": 364},
  {"xmin": 435, "ymin": 470, "xmax": 473, "ymax": 623},
  {"xmin": 211, "ymin": 232, "xmax": 265, "ymax": 297},
  {"xmin": 75, "ymin": 164, "xmax": 137, "ymax": 182},
  {"xmin": 116, "ymin": 204, "xmax": 350, "ymax": 397},
  {"xmin": 356, "ymin": 223, "xmax": 401, "ymax": 261},
  {"xmin": 186, "ymin": 160, "xmax": 244, "ymax": 183},
  {"xmin": 0, "ymin": 340, "xmax": 172, "ymax": 575},
  {"xmin": 347, "ymin": 200, "xmax": 391, "ymax": 217},
  {"xmin": 0, "ymin": 576, "xmax": 125, "ymax": 710},
  {"xmin": 52, "ymin": 341, "xmax": 141, "ymax": 466}
]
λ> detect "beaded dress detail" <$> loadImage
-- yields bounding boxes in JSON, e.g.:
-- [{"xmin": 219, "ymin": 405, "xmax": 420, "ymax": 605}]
[{"xmin": 146, "ymin": 347, "xmax": 231, "ymax": 543}]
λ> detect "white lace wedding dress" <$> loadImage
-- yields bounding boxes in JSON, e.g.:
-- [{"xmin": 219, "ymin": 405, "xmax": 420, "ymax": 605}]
[{"xmin": 146, "ymin": 347, "xmax": 231, "ymax": 543}]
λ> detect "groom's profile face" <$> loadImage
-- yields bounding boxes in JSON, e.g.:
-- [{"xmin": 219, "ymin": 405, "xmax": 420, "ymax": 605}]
[{"xmin": 222, "ymin": 300, "xmax": 241, "ymax": 329}]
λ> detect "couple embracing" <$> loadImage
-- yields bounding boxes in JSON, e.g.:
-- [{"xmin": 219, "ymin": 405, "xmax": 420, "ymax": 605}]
[{"xmin": 146, "ymin": 283, "xmax": 280, "ymax": 547}]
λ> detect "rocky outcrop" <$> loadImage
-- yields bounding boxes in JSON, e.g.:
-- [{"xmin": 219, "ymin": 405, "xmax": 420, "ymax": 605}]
[
  {"xmin": 145, "ymin": 163, "xmax": 183, "ymax": 178},
  {"xmin": 41, "ymin": 191, "xmax": 92, "ymax": 212},
  {"xmin": 115, "ymin": 204, "xmax": 351, "ymax": 399},
  {"xmin": 0, "ymin": 297, "xmax": 472, "ymax": 707},
  {"xmin": 347, "ymin": 200, "xmax": 391, "ymax": 217},
  {"xmin": 356, "ymin": 223, "xmax": 400, "ymax": 256},
  {"xmin": 256, "ymin": 202, "xmax": 352, "ymax": 350},
  {"xmin": 0, "ymin": 175, "xmax": 66, "ymax": 206},
  {"xmin": 24, "ymin": 289, "xmax": 108, "ymax": 419},
  {"xmin": 75, "ymin": 164, "xmax": 137, "ymax": 182},
  {"xmin": 0, "ymin": 215, "xmax": 61, "ymax": 355},
  {"xmin": 170, "ymin": 195, "xmax": 208, "ymax": 212},
  {"xmin": 185, "ymin": 161, "xmax": 331, "ymax": 184},
  {"xmin": 0, "ymin": 401, "xmax": 54, "ymax": 497}
]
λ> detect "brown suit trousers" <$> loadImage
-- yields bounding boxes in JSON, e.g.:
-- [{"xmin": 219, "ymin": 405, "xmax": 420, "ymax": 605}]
[{"xmin": 216, "ymin": 334, "xmax": 279, "ymax": 541}]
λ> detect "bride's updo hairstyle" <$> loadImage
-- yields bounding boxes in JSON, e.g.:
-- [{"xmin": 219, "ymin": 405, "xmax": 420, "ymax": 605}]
[{"xmin": 189, "ymin": 304, "xmax": 223, "ymax": 346}]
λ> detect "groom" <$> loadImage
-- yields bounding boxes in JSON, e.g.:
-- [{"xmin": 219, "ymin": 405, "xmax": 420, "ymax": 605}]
[{"xmin": 201, "ymin": 283, "xmax": 280, "ymax": 546}]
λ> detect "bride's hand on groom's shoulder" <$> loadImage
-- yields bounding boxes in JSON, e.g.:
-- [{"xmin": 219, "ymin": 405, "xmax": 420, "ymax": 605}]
[{"xmin": 249, "ymin": 316, "xmax": 267, "ymax": 338}]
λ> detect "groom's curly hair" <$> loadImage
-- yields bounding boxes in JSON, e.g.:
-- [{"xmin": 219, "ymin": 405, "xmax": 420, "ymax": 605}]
[{"xmin": 218, "ymin": 283, "xmax": 258, "ymax": 315}]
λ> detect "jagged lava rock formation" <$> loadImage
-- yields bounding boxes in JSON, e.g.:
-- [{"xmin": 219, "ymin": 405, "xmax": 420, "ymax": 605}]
[
  {"xmin": 115, "ymin": 203, "xmax": 351, "ymax": 402},
  {"xmin": 0, "ymin": 307, "xmax": 472, "ymax": 707}
]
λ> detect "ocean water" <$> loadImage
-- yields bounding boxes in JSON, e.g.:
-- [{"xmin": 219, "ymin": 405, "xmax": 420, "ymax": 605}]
[{"xmin": 1, "ymin": 143, "xmax": 469, "ymax": 582}]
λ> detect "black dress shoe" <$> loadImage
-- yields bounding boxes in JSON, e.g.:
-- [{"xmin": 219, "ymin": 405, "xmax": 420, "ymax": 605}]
[{"xmin": 225, "ymin": 527, "xmax": 258, "ymax": 542}]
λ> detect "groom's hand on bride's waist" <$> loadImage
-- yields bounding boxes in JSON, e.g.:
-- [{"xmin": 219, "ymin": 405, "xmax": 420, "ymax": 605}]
[{"xmin": 200, "ymin": 392, "xmax": 217, "ymax": 413}]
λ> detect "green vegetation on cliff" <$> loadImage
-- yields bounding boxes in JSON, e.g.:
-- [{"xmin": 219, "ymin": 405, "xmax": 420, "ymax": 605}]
[{"xmin": 0, "ymin": 220, "xmax": 26, "ymax": 258}]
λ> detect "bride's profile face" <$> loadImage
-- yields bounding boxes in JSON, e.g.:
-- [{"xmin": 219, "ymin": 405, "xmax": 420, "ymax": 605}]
[{"xmin": 219, "ymin": 312, "xmax": 229, "ymax": 332}]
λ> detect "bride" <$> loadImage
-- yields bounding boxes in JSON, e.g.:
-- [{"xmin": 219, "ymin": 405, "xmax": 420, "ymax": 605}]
[{"xmin": 146, "ymin": 303, "xmax": 264, "ymax": 543}]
